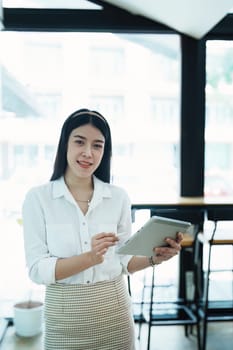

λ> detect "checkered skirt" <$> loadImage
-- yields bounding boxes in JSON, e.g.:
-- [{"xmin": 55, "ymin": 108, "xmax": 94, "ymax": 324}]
[{"xmin": 44, "ymin": 275, "xmax": 135, "ymax": 350}]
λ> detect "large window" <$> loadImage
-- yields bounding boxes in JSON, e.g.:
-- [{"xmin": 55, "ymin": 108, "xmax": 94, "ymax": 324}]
[
  {"xmin": 204, "ymin": 41, "xmax": 233, "ymax": 304},
  {"xmin": 205, "ymin": 41, "xmax": 233, "ymax": 197},
  {"xmin": 0, "ymin": 31, "xmax": 181, "ymax": 310},
  {"xmin": 0, "ymin": 32, "xmax": 181, "ymax": 213}
]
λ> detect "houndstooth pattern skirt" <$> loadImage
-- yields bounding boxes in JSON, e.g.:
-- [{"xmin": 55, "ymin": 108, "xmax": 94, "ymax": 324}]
[{"xmin": 44, "ymin": 275, "xmax": 135, "ymax": 350}]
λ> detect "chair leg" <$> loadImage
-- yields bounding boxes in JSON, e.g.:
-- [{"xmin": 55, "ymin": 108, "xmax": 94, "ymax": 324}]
[
  {"xmin": 147, "ymin": 268, "xmax": 155, "ymax": 350},
  {"xmin": 193, "ymin": 235, "xmax": 204, "ymax": 350},
  {"xmin": 200, "ymin": 242, "xmax": 212, "ymax": 350},
  {"xmin": 138, "ymin": 321, "xmax": 142, "ymax": 340},
  {"xmin": 184, "ymin": 324, "xmax": 189, "ymax": 337},
  {"xmin": 147, "ymin": 322, "xmax": 152, "ymax": 350},
  {"xmin": 196, "ymin": 316, "xmax": 202, "ymax": 350},
  {"xmin": 138, "ymin": 272, "xmax": 147, "ymax": 340}
]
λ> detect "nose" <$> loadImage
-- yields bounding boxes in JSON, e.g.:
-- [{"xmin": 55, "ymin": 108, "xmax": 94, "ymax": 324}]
[{"xmin": 82, "ymin": 144, "xmax": 92, "ymax": 157}]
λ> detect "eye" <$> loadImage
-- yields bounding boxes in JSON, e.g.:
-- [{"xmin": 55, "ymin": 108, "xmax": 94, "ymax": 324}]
[
  {"xmin": 75, "ymin": 139, "xmax": 84, "ymax": 145},
  {"xmin": 93, "ymin": 143, "xmax": 104, "ymax": 149}
]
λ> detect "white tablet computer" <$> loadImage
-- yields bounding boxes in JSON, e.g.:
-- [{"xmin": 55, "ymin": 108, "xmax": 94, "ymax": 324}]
[{"xmin": 116, "ymin": 215, "xmax": 191, "ymax": 256}]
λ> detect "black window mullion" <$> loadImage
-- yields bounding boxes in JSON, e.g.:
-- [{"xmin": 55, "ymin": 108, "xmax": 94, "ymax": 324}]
[{"xmin": 180, "ymin": 35, "xmax": 206, "ymax": 197}]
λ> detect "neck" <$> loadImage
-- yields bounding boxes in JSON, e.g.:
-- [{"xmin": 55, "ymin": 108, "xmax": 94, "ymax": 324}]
[
  {"xmin": 64, "ymin": 174, "xmax": 94, "ymax": 209},
  {"xmin": 64, "ymin": 174, "xmax": 93, "ymax": 192}
]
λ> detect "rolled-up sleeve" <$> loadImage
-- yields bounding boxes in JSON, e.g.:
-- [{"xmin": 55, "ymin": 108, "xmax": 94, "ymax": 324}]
[{"xmin": 22, "ymin": 189, "xmax": 57, "ymax": 285}]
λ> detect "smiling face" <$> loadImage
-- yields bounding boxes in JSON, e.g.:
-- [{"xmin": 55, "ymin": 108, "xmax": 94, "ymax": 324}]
[{"xmin": 65, "ymin": 123, "xmax": 105, "ymax": 182}]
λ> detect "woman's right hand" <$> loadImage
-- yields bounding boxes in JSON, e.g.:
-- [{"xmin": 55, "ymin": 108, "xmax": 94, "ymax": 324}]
[{"xmin": 90, "ymin": 232, "xmax": 119, "ymax": 265}]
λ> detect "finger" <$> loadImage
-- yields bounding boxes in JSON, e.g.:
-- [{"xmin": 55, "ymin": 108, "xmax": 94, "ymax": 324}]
[
  {"xmin": 165, "ymin": 237, "xmax": 182, "ymax": 250},
  {"xmin": 176, "ymin": 232, "xmax": 184, "ymax": 243},
  {"xmin": 96, "ymin": 236, "xmax": 119, "ymax": 246},
  {"xmin": 155, "ymin": 252, "xmax": 178, "ymax": 262},
  {"xmin": 95, "ymin": 240, "xmax": 117, "ymax": 253},
  {"xmin": 95, "ymin": 232, "xmax": 119, "ymax": 241},
  {"xmin": 155, "ymin": 246, "xmax": 181, "ymax": 257}
]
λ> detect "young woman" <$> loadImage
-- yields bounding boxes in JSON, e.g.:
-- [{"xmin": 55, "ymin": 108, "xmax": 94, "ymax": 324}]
[{"xmin": 22, "ymin": 108, "xmax": 183, "ymax": 350}]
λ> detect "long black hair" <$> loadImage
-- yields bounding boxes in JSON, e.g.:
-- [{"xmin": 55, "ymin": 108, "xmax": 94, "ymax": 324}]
[{"xmin": 50, "ymin": 108, "xmax": 112, "ymax": 183}]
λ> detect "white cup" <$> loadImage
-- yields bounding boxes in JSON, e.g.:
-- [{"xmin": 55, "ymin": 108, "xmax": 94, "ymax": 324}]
[{"xmin": 13, "ymin": 301, "xmax": 44, "ymax": 337}]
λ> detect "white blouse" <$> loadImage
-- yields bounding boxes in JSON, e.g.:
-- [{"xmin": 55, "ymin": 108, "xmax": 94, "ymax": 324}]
[{"xmin": 22, "ymin": 176, "xmax": 132, "ymax": 286}]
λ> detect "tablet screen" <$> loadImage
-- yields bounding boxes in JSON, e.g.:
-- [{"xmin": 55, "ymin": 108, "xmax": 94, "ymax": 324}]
[{"xmin": 116, "ymin": 215, "xmax": 191, "ymax": 256}]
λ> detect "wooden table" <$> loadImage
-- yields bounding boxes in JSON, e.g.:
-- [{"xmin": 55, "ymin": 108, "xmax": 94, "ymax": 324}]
[{"xmin": 132, "ymin": 196, "xmax": 233, "ymax": 211}]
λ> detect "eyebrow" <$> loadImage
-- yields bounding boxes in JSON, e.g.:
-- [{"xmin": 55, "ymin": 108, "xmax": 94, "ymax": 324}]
[{"xmin": 73, "ymin": 134, "xmax": 105, "ymax": 143}]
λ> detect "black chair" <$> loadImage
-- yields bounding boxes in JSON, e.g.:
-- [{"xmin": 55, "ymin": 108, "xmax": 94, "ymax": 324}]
[
  {"xmin": 196, "ymin": 208, "xmax": 233, "ymax": 350},
  {"xmin": 127, "ymin": 272, "xmax": 147, "ymax": 341},
  {"xmin": 127, "ymin": 209, "xmax": 149, "ymax": 341},
  {"xmin": 145, "ymin": 208, "xmax": 205, "ymax": 350}
]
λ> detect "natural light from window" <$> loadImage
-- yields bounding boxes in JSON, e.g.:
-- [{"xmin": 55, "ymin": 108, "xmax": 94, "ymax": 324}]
[
  {"xmin": 205, "ymin": 40, "xmax": 233, "ymax": 198},
  {"xmin": 0, "ymin": 31, "xmax": 181, "ymax": 313}
]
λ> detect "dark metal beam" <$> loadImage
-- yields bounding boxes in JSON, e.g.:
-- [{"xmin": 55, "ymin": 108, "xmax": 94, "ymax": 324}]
[
  {"xmin": 2, "ymin": 5, "xmax": 233, "ymax": 37},
  {"xmin": 3, "ymin": 7, "xmax": 174, "ymax": 33},
  {"xmin": 206, "ymin": 14, "xmax": 233, "ymax": 40}
]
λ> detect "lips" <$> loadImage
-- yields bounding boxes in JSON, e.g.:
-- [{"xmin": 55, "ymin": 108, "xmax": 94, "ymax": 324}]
[{"xmin": 78, "ymin": 160, "xmax": 93, "ymax": 169}]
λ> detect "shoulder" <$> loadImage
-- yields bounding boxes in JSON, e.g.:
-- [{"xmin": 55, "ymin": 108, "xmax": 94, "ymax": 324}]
[
  {"xmin": 24, "ymin": 181, "xmax": 53, "ymax": 203},
  {"xmin": 94, "ymin": 176, "xmax": 131, "ymax": 203},
  {"xmin": 109, "ymin": 182, "xmax": 130, "ymax": 199}
]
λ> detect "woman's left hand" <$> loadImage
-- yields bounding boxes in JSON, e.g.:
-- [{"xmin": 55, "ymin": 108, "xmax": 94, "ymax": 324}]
[{"xmin": 152, "ymin": 232, "xmax": 183, "ymax": 265}]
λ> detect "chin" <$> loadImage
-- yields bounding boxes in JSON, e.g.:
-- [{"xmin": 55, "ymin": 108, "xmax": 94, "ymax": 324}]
[{"xmin": 77, "ymin": 171, "xmax": 93, "ymax": 179}]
